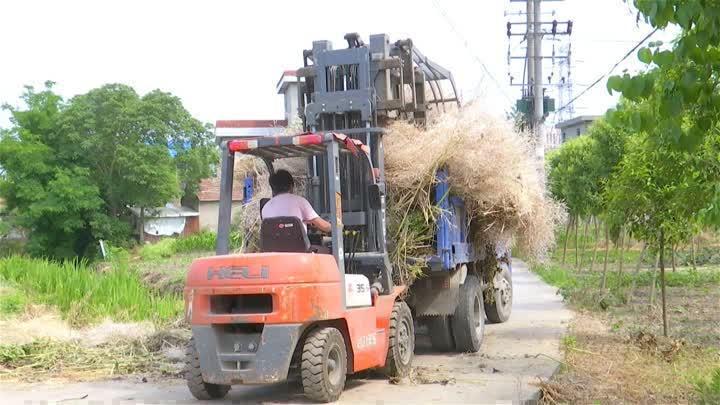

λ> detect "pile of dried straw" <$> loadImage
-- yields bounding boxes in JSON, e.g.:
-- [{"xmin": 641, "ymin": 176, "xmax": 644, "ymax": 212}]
[
  {"xmin": 384, "ymin": 104, "xmax": 564, "ymax": 281},
  {"xmin": 232, "ymin": 105, "xmax": 564, "ymax": 283}
]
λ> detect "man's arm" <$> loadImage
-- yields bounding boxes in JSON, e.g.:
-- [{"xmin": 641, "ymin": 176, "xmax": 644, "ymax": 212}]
[
  {"xmin": 299, "ymin": 196, "xmax": 332, "ymax": 234},
  {"xmin": 308, "ymin": 216, "xmax": 332, "ymax": 233}
]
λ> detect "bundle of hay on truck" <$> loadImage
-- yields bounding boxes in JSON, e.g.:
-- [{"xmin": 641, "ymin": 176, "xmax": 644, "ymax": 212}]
[{"xmin": 183, "ymin": 33, "xmax": 560, "ymax": 402}]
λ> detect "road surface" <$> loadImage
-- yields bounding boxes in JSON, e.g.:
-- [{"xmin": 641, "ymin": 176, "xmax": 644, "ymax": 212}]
[{"xmin": 3, "ymin": 260, "xmax": 572, "ymax": 404}]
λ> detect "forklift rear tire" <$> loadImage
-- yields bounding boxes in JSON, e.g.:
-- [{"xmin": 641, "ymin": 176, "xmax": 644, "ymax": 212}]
[
  {"xmin": 301, "ymin": 327, "xmax": 347, "ymax": 403},
  {"xmin": 451, "ymin": 275, "xmax": 485, "ymax": 352},
  {"xmin": 381, "ymin": 301, "xmax": 414, "ymax": 377},
  {"xmin": 426, "ymin": 316, "xmax": 455, "ymax": 351},
  {"xmin": 185, "ymin": 338, "xmax": 231, "ymax": 400},
  {"xmin": 484, "ymin": 264, "xmax": 513, "ymax": 323}
]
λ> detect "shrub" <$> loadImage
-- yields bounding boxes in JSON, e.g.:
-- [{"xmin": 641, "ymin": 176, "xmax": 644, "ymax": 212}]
[
  {"xmin": 138, "ymin": 239, "xmax": 176, "ymax": 260},
  {"xmin": 172, "ymin": 231, "xmax": 216, "ymax": 253}
]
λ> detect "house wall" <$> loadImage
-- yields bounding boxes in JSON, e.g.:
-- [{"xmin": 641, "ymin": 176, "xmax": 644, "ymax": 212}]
[
  {"xmin": 561, "ymin": 122, "xmax": 592, "ymax": 143},
  {"xmin": 284, "ymin": 84, "xmax": 300, "ymax": 125},
  {"xmin": 198, "ymin": 201, "xmax": 245, "ymax": 231}
]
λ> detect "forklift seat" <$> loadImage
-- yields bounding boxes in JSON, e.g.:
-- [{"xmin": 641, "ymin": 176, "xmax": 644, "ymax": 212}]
[
  {"xmin": 259, "ymin": 198, "xmax": 270, "ymax": 219},
  {"xmin": 260, "ymin": 216, "xmax": 311, "ymax": 253}
]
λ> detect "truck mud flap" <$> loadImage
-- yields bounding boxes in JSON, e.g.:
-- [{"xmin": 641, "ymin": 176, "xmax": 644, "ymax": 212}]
[{"xmin": 411, "ymin": 264, "xmax": 470, "ymax": 316}]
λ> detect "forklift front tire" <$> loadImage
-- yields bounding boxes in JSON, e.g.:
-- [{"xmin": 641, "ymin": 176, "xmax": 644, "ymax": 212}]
[
  {"xmin": 185, "ymin": 338, "xmax": 231, "ymax": 400},
  {"xmin": 301, "ymin": 327, "xmax": 347, "ymax": 403},
  {"xmin": 381, "ymin": 301, "xmax": 414, "ymax": 377}
]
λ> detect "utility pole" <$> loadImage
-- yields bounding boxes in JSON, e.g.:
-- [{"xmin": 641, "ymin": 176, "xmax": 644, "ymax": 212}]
[
  {"xmin": 507, "ymin": 0, "xmax": 572, "ymax": 153},
  {"xmin": 526, "ymin": 0, "xmax": 534, "ymax": 112},
  {"xmin": 533, "ymin": 0, "xmax": 544, "ymax": 166}
]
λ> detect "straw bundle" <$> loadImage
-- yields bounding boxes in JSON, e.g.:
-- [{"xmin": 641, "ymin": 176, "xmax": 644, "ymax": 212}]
[
  {"xmin": 384, "ymin": 104, "xmax": 564, "ymax": 282},
  {"xmin": 232, "ymin": 106, "xmax": 563, "ymax": 284}
]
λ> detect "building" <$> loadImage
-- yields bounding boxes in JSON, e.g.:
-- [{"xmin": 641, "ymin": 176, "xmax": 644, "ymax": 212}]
[
  {"xmin": 197, "ymin": 119, "xmax": 288, "ymax": 231},
  {"xmin": 555, "ymin": 115, "xmax": 601, "ymax": 144},
  {"xmin": 276, "ymin": 70, "xmax": 301, "ymax": 126},
  {"xmin": 196, "ymin": 70, "xmax": 300, "ymax": 231},
  {"xmin": 130, "ymin": 204, "xmax": 199, "ymax": 243},
  {"xmin": 196, "ymin": 164, "xmax": 251, "ymax": 231}
]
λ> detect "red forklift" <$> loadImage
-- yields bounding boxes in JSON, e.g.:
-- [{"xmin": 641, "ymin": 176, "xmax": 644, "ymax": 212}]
[
  {"xmin": 184, "ymin": 132, "xmax": 410, "ymax": 402},
  {"xmin": 184, "ymin": 33, "xmax": 512, "ymax": 402}
]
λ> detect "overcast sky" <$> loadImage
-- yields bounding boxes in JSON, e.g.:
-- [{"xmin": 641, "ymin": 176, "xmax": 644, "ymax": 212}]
[{"xmin": 0, "ymin": 0, "xmax": 675, "ymax": 128}]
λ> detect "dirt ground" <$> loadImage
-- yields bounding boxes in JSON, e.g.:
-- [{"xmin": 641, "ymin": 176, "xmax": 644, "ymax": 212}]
[
  {"xmin": 539, "ymin": 285, "xmax": 720, "ymax": 404},
  {"xmin": 0, "ymin": 305, "xmax": 156, "ymax": 346}
]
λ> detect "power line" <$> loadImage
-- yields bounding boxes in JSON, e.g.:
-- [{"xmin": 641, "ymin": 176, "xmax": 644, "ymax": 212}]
[
  {"xmin": 431, "ymin": 0, "xmax": 513, "ymax": 103},
  {"xmin": 555, "ymin": 28, "xmax": 658, "ymax": 113}
]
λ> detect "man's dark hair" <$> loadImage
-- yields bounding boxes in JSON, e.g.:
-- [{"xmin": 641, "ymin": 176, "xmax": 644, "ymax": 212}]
[{"xmin": 269, "ymin": 169, "xmax": 294, "ymax": 195}]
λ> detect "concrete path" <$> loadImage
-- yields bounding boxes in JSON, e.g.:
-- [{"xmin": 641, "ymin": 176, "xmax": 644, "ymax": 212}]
[{"xmin": 3, "ymin": 260, "xmax": 572, "ymax": 404}]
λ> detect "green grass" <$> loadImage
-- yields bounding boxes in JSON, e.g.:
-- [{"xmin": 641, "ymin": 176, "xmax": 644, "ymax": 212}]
[
  {"xmin": 138, "ymin": 231, "xmax": 239, "ymax": 261},
  {"xmin": 0, "ymin": 282, "xmax": 26, "ymax": 316},
  {"xmin": 0, "ymin": 255, "xmax": 182, "ymax": 326},
  {"xmin": 139, "ymin": 238, "xmax": 176, "ymax": 260},
  {"xmin": 694, "ymin": 368, "xmax": 720, "ymax": 405},
  {"xmin": 172, "ymin": 231, "xmax": 216, "ymax": 253},
  {"xmin": 135, "ymin": 251, "xmax": 210, "ymax": 295}
]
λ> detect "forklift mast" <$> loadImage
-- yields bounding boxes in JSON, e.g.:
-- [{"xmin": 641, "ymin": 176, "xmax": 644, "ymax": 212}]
[
  {"xmin": 215, "ymin": 33, "xmax": 459, "ymax": 291},
  {"xmin": 296, "ymin": 32, "xmax": 459, "ymax": 259}
]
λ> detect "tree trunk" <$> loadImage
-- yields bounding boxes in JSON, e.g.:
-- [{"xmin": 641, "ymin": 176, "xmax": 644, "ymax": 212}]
[
  {"xmin": 691, "ymin": 236, "xmax": 697, "ymax": 270},
  {"xmin": 671, "ymin": 244, "xmax": 677, "ymax": 272},
  {"xmin": 660, "ymin": 231, "xmax": 668, "ymax": 337},
  {"xmin": 650, "ymin": 252, "xmax": 659, "ymax": 307},
  {"xmin": 139, "ymin": 207, "xmax": 145, "ymax": 244},
  {"xmin": 575, "ymin": 216, "xmax": 580, "ymax": 270},
  {"xmin": 589, "ymin": 217, "xmax": 599, "ymax": 273},
  {"xmin": 626, "ymin": 242, "xmax": 647, "ymax": 304},
  {"xmin": 601, "ymin": 224, "xmax": 610, "ymax": 289},
  {"xmin": 616, "ymin": 228, "xmax": 626, "ymax": 280},
  {"xmin": 579, "ymin": 218, "xmax": 589, "ymax": 271},
  {"xmin": 561, "ymin": 217, "xmax": 572, "ymax": 265}
]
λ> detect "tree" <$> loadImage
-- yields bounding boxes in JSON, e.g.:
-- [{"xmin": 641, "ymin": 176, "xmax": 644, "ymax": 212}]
[
  {"xmin": 604, "ymin": 114, "xmax": 719, "ymax": 336},
  {"xmin": 0, "ymin": 82, "xmax": 217, "ymax": 258},
  {"xmin": 547, "ymin": 130, "xmax": 605, "ymax": 267}
]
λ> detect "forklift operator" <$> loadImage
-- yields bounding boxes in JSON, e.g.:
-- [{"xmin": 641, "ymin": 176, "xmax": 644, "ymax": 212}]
[{"xmin": 262, "ymin": 169, "xmax": 332, "ymax": 234}]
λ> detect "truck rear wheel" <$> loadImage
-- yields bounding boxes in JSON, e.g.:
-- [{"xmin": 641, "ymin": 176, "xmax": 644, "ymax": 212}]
[
  {"xmin": 382, "ymin": 301, "xmax": 414, "ymax": 377},
  {"xmin": 451, "ymin": 275, "xmax": 485, "ymax": 352},
  {"xmin": 301, "ymin": 327, "xmax": 347, "ymax": 403},
  {"xmin": 426, "ymin": 316, "xmax": 455, "ymax": 351},
  {"xmin": 185, "ymin": 338, "xmax": 231, "ymax": 400},
  {"xmin": 485, "ymin": 264, "xmax": 513, "ymax": 323}
]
